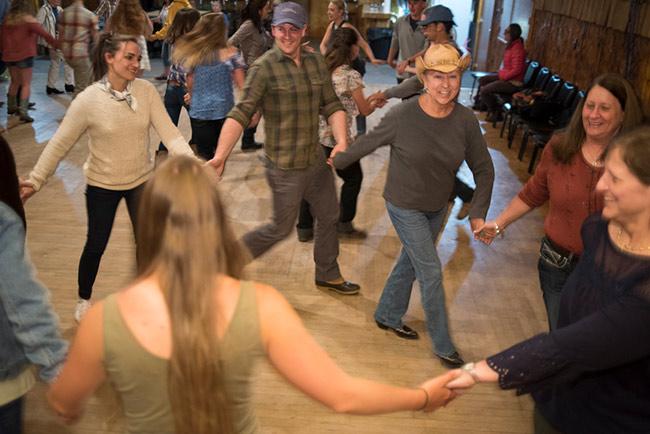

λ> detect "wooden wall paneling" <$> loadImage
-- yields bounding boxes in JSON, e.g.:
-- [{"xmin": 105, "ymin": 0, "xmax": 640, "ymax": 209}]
[
  {"xmin": 607, "ymin": 0, "xmax": 630, "ymax": 31},
  {"xmin": 527, "ymin": 8, "xmax": 650, "ymax": 115}
]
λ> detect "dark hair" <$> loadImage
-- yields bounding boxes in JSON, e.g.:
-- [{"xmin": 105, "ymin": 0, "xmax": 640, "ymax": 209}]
[
  {"xmin": 431, "ymin": 21, "xmax": 454, "ymax": 35},
  {"xmin": 608, "ymin": 126, "xmax": 650, "ymax": 186},
  {"xmin": 165, "ymin": 8, "xmax": 201, "ymax": 45},
  {"xmin": 552, "ymin": 73, "xmax": 645, "ymax": 164},
  {"xmin": 507, "ymin": 23, "xmax": 522, "ymax": 42},
  {"xmin": 0, "ymin": 135, "xmax": 26, "ymax": 228},
  {"xmin": 92, "ymin": 33, "xmax": 140, "ymax": 81},
  {"xmin": 241, "ymin": 0, "xmax": 270, "ymax": 31},
  {"xmin": 325, "ymin": 28, "xmax": 358, "ymax": 72}
]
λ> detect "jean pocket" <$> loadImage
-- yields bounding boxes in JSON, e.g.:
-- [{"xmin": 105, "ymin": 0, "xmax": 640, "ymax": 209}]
[{"xmin": 539, "ymin": 238, "xmax": 570, "ymax": 269}]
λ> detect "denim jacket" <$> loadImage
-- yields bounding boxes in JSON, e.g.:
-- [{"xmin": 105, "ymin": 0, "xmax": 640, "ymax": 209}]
[{"xmin": 0, "ymin": 202, "xmax": 68, "ymax": 383}]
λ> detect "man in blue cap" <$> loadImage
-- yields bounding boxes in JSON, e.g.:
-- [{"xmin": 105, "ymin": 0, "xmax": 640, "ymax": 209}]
[{"xmin": 208, "ymin": 2, "xmax": 361, "ymax": 295}]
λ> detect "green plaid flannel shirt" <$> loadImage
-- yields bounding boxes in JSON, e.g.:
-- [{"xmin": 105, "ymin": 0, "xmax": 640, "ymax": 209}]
[{"xmin": 228, "ymin": 46, "xmax": 344, "ymax": 169}]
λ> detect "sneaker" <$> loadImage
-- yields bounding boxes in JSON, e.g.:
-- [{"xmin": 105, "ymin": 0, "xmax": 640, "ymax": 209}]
[
  {"xmin": 74, "ymin": 299, "xmax": 92, "ymax": 323},
  {"xmin": 456, "ymin": 202, "xmax": 471, "ymax": 220}
]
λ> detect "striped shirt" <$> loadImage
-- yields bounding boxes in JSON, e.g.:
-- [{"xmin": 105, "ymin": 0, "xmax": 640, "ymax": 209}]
[
  {"xmin": 228, "ymin": 46, "xmax": 344, "ymax": 169},
  {"xmin": 58, "ymin": 2, "xmax": 97, "ymax": 60}
]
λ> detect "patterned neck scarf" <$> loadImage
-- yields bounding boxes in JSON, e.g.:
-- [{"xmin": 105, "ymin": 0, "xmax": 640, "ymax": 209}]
[{"xmin": 98, "ymin": 76, "xmax": 138, "ymax": 112}]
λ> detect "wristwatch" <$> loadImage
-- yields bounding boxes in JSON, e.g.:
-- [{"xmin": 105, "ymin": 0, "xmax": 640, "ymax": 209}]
[{"xmin": 461, "ymin": 362, "xmax": 481, "ymax": 383}]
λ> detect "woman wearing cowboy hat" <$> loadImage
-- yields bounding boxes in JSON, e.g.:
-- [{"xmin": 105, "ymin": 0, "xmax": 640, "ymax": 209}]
[{"xmin": 333, "ymin": 44, "xmax": 495, "ymax": 367}]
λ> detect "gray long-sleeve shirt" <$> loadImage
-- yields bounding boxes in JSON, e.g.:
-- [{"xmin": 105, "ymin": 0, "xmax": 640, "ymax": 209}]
[
  {"xmin": 334, "ymin": 98, "xmax": 494, "ymax": 218},
  {"xmin": 384, "ymin": 75, "xmax": 423, "ymax": 99}
]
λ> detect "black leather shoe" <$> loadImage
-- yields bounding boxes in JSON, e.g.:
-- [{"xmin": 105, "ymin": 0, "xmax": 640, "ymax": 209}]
[
  {"xmin": 65, "ymin": 84, "xmax": 75, "ymax": 93},
  {"xmin": 46, "ymin": 86, "xmax": 64, "ymax": 95},
  {"xmin": 297, "ymin": 227, "xmax": 313, "ymax": 242},
  {"xmin": 315, "ymin": 280, "xmax": 360, "ymax": 295},
  {"xmin": 375, "ymin": 320, "xmax": 419, "ymax": 339},
  {"xmin": 437, "ymin": 351, "xmax": 465, "ymax": 368},
  {"xmin": 241, "ymin": 142, "xmax": 263, "ymax": 153}
]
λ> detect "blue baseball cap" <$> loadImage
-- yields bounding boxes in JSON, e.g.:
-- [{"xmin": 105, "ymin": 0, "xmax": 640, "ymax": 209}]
[
  {"xmin": 272, "ymin": 2, "xmax": 307, "ymax": 28},
  {"xmin": 419, "ymin": 5, "xmax": 456, "ymax": 26}
]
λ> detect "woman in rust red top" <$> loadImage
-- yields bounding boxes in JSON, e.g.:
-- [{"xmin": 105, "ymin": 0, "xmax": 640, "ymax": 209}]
[
  {"xmin": 0, "ymin": 0, "xmax": 57, "ymax": 122},
  {"xmin": 475, "ymin": 73, "xmax": 644, "ymax": 330}
]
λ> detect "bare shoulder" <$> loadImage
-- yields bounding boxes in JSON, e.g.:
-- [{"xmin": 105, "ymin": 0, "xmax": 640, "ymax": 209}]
[{"xmin": 252, "ymin": 281, "xmax": 293, "ymax": 315}]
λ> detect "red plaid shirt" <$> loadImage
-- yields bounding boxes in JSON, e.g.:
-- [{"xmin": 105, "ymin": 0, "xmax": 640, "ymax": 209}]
[{"xmin": 58, "ymin": 2, "xmax": 97, "ymax": 60}]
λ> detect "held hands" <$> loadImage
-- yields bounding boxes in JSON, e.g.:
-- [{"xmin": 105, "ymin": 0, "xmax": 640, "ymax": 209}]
[
  {"xmin": 445, "ymin": 369, "xmax": 478, "ymax": 393},
  {"xmin": 206, "ymin": 157, "xmax": 225, "ymax": 180},
  {"xmin": 472, "ymin": 220, "xmax": 502, "ymax": 245},
  {"xmin": 328, "ymin": 141, "xmax": 348, "ymax": 167},
  {"xmin": 368, "ymin": 91, "xmax": 387, "ymax": 108},
  {"xmin": 370, "ymin": 58, "xmax": 387, "ymax": 66},
  {"xmin": 19, "ymin": 178, "xmax": 36, "ymax": 203},
  {"xmin": 396, "ymin": 60, "xmax": 409, "ymax": 75},
  {"xmin": 418, "ymin": 370, "xmax": 464, "ymax": 411}
]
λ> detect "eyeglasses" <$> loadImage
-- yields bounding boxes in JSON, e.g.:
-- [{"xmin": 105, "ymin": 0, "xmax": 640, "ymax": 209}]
[{"xmin": 273, "ymin": 25, "xmax": 303, "ymax": 37}]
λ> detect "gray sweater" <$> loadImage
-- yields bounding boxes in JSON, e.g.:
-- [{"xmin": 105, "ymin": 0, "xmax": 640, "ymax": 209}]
[{"xmin": 334, "ymin": 98, "xmax": 494, "ymax": 218}]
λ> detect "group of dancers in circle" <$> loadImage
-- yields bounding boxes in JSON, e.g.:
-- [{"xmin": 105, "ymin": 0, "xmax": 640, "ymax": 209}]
[{"xmin": 1, "ymin": 1, "xmax": 649, "ymax": 433}]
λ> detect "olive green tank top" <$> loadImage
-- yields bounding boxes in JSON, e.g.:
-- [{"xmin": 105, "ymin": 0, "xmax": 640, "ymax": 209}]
[{"xmin": 103, "ymin": 281, "xmax": 264, "ymax": 434}]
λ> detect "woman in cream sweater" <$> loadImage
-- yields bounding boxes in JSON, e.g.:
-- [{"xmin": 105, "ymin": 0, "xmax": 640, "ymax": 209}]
[{"xmin": 20, "ymin": 33, "xmax": 195, "ymax": 323}]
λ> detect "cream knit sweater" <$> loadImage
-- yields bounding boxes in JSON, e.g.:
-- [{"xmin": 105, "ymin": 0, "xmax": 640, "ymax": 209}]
[{"xmin": 29, "ymin": 79, "xmax": 195, "ymax": 191}]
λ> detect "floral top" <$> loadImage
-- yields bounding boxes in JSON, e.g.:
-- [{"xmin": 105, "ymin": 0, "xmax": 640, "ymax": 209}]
[{"xmin": 318, "ymin": 65, "xmax": 364, "ymax": 148}]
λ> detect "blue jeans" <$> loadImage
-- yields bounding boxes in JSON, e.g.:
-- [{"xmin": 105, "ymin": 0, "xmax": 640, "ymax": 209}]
[
  {"xmin": 375, "ymin": 201, "xmax": 456, "ymax": 356},
  {"xmin": 159, "ymin": 83, "xmax": 187, "ymax": 151},
  {"xmin": 537, "ymin": 242, "xmax": 578, "ymax": 331}
]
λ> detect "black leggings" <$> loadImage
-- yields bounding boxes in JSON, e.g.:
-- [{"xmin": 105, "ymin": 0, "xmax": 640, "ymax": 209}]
[
  {"xmin": 190, "ymin": 117, "xmax": 225, "ymax": 160},
  {"xmin": 78, "ymin": 184, "xmax": 142, "ymax": 300},
  {"xmin": 0, "ymin": 397, "xmax": 23, "ymax": 434},
  {"xmin": 297, "ymin": 145, "xmax": 363, "ymax": 229}
]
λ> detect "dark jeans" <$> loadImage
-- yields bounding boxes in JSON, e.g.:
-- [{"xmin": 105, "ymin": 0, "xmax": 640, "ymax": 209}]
[
  {"xmin": 352, "ymin": 57, "xmax": 367, "ymax": 135},
  {"xmin": 297, "ymin": 145, "xmax": 363, "ymax": 229},
  {"xmin": 78, "ymin": 184, "xmax": 142, "ymax": 300},
  {"xmin": 451, "ymin": 177, "xmax": 474, "ymax": 203},
  {"xmin": 159, "ymin": 83, "xmax": 187, "ymax": 151},
  {"xmin": 537, "ymin": 238, "xmax": 579, "ymax": 330},
  {"xmin": 242, "ymin": 124, "xmax": 259, "ymax": 147},
  {"xmin": 242, "ymin": 155, "xmax": 341, "ymax": 282},
  {"xmin": 190, "ymin": 118, "xmax": 225, "ymax": 160},
  {"xmin": 0, "ymin": 397, "xmax": 23, "ymax": 434},
  {"xmin": 476, "ymin": 74, "xmax": 520, "ymax": 112}
]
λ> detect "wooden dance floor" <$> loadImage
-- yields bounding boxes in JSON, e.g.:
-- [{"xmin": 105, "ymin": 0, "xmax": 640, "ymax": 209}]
[{"xmin": 6, "ymin": 61, "xmax": 547, "ymax": 433}]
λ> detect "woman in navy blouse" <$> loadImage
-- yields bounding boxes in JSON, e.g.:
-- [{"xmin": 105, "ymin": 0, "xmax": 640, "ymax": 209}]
[{"xmin": 448, "ymin": 127, "xmax": 650, "ymax": 434}]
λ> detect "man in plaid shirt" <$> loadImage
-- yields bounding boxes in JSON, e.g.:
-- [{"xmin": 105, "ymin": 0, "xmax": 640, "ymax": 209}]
[
  {"xmin": 210, "ymin": 2, "xmax": 360, "ymax": 295},
  {"xmin": 58, "ymin": 0, "xmax": 98, "ymax": 97}
]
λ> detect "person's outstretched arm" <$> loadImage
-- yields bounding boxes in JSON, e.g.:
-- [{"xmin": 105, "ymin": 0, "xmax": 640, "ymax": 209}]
[
  {"xmin": 256, "ymin": 283, "xmax": 460, "ymax": 414},
  {"xmin": 47, "ymin": 303, "xmax": 106, "ymax": 424}
]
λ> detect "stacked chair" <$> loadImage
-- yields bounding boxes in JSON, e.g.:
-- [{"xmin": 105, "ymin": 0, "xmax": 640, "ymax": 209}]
[{"xmin": 487, "ymin": 63, "xmax": 588, "ymax": 175}]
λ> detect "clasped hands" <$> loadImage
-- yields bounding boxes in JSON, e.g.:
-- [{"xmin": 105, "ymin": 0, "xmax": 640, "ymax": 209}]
[
  {"xmin": 472, "ymin": 220, "xmax": 502, "ymax": 245},
  {"xmin": 418, "ymin": 368, "xmax": 483, "ymax": 412}
]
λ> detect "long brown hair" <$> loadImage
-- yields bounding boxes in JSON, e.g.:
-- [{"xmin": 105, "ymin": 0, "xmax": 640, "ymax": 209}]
[
  {"xmin": 92, "ymin": 33, "xmax": 140, "ymax": 81},
  {"xmin": 325, "ymin": 28, "xmax": 358, "ymax": 73},
  {"xmin": 137, "ymin": 156, "xmax": 247, "ymax": 434},
  {"xmin": 107, "ymin": 0, "xmax": 148, "ymax": 35},
  {"xmin": 172, "ymin": 13, "xmax": 228, "ymax": 69},
  {"xmin": 0, "ymin": 135, "xmax": 26, "ymax": 228},
  {"xmin": 552, "ymin": 73, "xmax": 645, "ymax": 164},
  {"xmin": 165, "ymin": 8, "xmax": 201, "ymax": 45}
]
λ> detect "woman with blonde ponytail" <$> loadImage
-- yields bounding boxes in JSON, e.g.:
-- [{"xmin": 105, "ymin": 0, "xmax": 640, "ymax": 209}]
[{"xmin": 47, "ymin": 156, "xmax": 464, "ymax": 433}]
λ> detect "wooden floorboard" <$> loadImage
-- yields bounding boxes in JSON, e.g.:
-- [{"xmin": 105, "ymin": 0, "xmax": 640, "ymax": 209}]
[{"xmin": 5, "ymin": 61, "xmax": 547, "ymax": 433}]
